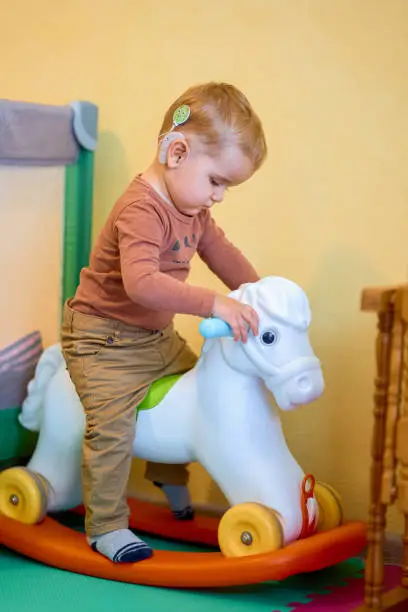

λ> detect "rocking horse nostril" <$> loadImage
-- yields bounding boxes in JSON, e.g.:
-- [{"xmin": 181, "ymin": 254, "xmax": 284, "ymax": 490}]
[
  {"xmin": 297, "ymin": 376, "xmax": 311, "ymax": 391},
  {"xmin": 240, "ymin": 531, "xmax": 253, "ymax": 546}
]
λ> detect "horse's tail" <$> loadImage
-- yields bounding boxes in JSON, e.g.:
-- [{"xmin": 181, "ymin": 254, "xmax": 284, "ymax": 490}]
[{"xmin": 19, "ymin": 344, "xmax": 65, "ymax": 432}]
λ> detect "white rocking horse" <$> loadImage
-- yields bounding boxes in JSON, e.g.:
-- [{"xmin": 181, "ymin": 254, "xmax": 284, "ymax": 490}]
[{"xmin": 0, "ymin": 277, "xmax": 343, "ymax": 557}]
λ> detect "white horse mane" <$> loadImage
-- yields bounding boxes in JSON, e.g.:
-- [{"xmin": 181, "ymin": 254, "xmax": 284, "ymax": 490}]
[{"xmin": 229, "ymin": 276, "xmax": 312, "ymax": 331}]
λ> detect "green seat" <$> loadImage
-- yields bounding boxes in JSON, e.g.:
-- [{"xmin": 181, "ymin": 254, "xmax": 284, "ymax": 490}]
[{"xmin": 137, "ymin": 373, "xmax": 184, "ymax": 414}]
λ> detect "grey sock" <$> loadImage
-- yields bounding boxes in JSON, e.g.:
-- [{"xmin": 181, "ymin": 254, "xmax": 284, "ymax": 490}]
[
  {"xmin": 88, "ymin": 529, "xmax": 152, "ymax": 563},
  {"xmin": 154, "ymin": 482, "xmax": 195, "ymax": 520}
]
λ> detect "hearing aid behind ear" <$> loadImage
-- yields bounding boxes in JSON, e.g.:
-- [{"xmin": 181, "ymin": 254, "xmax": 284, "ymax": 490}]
[
  {"xmin": 158, "ymin": 104, "xmax": 191, "ymax": 165},
  {"xmin": 158, "ymin": 131, "xmax": 185, "ymax": 164}
]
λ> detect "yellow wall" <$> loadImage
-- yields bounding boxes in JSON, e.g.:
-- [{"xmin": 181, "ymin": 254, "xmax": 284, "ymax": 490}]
[
  {"xmin": 2, "ymin": 1, "xmax": 407, "ymax": 529},
  {"xmin": 0, "ymin": 167, "xmax": 64, "ymax": 348}
]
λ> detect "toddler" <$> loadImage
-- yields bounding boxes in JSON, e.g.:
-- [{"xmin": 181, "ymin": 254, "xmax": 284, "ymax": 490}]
[{"xmin": 61, "ymin": 81, "xmax": 267, "ymax": 563}]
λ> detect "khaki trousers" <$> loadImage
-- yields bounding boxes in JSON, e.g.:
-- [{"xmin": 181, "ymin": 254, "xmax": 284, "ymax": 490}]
[{"xmin": 61, "ymin": 301, "xmax": 197, "ymax": 537}]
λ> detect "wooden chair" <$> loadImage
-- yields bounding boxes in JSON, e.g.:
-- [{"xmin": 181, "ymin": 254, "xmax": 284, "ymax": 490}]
[{"xmin": 355, "ymin": 284, "xmax": 408, "ymax": 610}]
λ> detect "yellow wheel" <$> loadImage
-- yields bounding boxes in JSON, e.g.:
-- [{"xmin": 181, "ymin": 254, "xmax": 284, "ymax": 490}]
[
  {"xmin": 218, "ymin": 502, "xmax": 283, "ymax": 558},
  {"xmin": 0, "ymin": 467, "xmax": 49, "ymax": 524},
  {"xmin": 314, "ymin": 482, "xmax": 343, "ymax": 532}
]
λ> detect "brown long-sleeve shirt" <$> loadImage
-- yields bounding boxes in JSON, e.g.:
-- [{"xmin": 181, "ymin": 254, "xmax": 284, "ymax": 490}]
[{"xmin": 71, "ymin": 176, "xmax": 259, "ymax": 329}]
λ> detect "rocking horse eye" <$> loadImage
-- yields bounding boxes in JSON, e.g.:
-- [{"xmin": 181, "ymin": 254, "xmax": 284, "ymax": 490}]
[{"xmin": 261, "ymin": 329, "xmax": 279, "ymax": 346}]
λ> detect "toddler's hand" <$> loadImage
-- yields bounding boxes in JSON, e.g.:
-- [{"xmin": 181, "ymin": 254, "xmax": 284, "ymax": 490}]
[{"xmin": 212, "ymin": 295, "xmax": 259, "ymax": 343}]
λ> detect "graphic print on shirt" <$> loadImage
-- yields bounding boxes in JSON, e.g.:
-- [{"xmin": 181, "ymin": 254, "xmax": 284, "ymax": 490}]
[{"xmin": 171, "ymin": 233, "xmax": 197, "ymax": 264}]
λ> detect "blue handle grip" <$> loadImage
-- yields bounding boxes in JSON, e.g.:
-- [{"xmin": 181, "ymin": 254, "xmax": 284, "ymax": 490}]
[{"xmin": 199, "ymin": 318, "xmax": 234, "ymax": 339}]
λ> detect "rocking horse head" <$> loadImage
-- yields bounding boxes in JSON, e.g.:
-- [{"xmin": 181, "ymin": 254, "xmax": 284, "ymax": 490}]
[{"xmin": 200, "ymin": 276, "xmax": 324, "ymax": 411}]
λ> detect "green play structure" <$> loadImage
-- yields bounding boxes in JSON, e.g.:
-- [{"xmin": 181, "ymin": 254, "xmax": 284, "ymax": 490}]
[{"xmin": 0, "ymin": 99, "xmax": 97, "ymax": 469}]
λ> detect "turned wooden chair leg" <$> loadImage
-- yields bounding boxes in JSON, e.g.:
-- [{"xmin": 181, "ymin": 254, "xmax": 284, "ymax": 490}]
[
  {"xmin": 397, "ymin": 423, "xmax": 408, "ymax": 593},
  {"xmin": 397, "ymin": 289, "xmax": 408, "ymax": 591},
  {"xmin": 358, "ymin": 285, "xmax": 408, "ymax": 611},
  {"xmin": 364, "ymin": 295, "xmax": 395, "ymax": 609}
]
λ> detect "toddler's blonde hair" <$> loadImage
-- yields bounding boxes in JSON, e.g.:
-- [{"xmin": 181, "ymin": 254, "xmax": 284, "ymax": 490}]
[{"xmin": 159, "ymin": 82, "xmax": 267, "ymax": 171}]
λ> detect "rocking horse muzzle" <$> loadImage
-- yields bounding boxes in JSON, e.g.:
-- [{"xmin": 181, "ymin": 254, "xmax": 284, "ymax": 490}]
[
  {"xmin": 217, "ymin": 328, "xmax": 325, "ymax": 411},
  {"xmin": 266, "ymin": 360, "xmax": 325, "ymax": 411}
]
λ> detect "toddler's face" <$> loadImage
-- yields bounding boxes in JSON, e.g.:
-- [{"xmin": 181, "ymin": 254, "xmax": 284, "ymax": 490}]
[{"xmin": 166, "ymin": 139, "xmax": 253, "ymax": 216}]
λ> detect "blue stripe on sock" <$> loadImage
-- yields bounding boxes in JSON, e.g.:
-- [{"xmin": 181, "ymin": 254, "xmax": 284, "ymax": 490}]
[
  {"xmin": 115, "ymin": 542, "xmax": 149, "ymax": 555},
  {"xmin": 113, "ymin": 542, "xmax": 152, "ymax": 563}
]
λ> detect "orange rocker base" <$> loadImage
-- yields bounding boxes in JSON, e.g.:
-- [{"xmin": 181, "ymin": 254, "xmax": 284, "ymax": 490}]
[{"xmin": 0, "ymin": 497, "xmax": 366, "ymax": 589}]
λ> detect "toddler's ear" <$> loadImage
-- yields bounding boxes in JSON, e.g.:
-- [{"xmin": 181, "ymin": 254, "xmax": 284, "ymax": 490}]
[{"xmin": 158, "ymin": 132, "xmax": 188, "ymax": 165}]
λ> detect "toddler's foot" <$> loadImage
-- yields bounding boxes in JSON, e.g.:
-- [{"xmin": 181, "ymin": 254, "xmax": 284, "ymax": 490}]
[
  {"xmin": 154, "ymin": 482, "xmax": 195, "ymax": 520},
  {"xmin": 88, "ymin": 528, "xmax": 152, "ymax": 563}
]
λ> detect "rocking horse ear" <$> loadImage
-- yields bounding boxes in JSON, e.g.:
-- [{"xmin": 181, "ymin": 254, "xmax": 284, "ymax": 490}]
[{"xmin": 199, "ymin": 318, "xmax": 234, "ymax": 339}]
